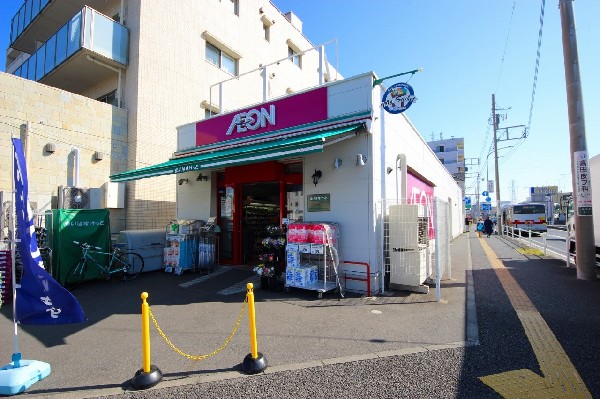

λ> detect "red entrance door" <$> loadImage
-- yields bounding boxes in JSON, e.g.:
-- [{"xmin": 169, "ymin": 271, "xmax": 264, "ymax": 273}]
[{"xmin": 216, "ymin": 161, "xmax": 301, "ymax": 265}]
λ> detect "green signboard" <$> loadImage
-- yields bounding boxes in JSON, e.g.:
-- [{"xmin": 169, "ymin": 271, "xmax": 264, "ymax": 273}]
[{"xmin": 307, "ymin": 194, "xmax": 330, "ymax": 212}]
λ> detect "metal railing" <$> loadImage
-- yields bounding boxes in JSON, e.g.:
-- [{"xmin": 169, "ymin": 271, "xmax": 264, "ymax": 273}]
[{"xmin": 502, "ymin": 225, "xmax": 571, "ymax": 266}]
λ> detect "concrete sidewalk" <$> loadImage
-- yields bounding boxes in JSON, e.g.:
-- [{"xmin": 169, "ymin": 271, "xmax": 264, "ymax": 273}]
[{"xmin": 0, "ymin": 232, "xmax": 476, "ymax": 398}]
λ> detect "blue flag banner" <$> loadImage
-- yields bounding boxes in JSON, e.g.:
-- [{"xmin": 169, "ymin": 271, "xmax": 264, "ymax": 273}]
[{"xmin": 12, "ymin": 138, "xmax": 86, "ymax": 325}]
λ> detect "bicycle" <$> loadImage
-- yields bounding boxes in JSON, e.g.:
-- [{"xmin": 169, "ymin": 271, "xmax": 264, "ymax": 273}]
[{"xmin": 64, "ymin": 241, "xmax": 144, "ymax": 289}]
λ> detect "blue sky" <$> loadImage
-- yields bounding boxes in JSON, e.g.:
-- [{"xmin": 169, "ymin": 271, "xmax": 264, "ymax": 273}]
[{"xmin": 2, "ymin": 1, "xmax": 599, "ymax": 203}]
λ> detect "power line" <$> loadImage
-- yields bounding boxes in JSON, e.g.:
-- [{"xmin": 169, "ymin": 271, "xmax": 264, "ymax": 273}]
[
  {"xmin": 495, "ymin": 0, "xmax": 547, "ymax": 167},
  {"xmin": 527, "ymin": 0, "xmax": 546, "ymax": 132},
  {"xmin": 494, "ymin": 0, "xmax": 517, "ymax": 95}
]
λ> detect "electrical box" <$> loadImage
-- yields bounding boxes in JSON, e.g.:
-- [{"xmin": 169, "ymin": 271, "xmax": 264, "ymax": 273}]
[
  {"xmin": 388, "ymin": 204, "xmax": 428, "ymax": 289},
  {"xmin": 89, "ymin": 188, "xmax": 102, "ymax": 209},
  {"xmin": 103, "ymin": 182, "xmax": 125, "ymax": 208}
]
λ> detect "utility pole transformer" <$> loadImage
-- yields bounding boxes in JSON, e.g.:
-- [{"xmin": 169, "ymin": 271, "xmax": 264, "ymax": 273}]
[{"xmin": 560, "ymin": 0, "xmax": 596, "ymax": 280}]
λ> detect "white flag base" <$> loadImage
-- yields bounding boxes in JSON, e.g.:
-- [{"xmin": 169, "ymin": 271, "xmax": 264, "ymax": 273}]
[{"xmin": 0, "ymin": 354, "xmax": 51, "ymax": 396}]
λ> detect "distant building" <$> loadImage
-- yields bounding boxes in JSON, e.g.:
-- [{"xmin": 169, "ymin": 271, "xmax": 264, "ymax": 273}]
[{"xmin": 428, "ymin": 137, "xmax": 465, "ymax": 193}]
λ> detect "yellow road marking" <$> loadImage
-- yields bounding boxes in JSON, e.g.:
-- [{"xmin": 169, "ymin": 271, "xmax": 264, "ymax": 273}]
[{"xmin": 477, "ymin": 238, "xmax": 591, "ymax": 398}]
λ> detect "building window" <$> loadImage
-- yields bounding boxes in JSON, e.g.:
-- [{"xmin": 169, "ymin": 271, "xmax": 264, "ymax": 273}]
[
  {"xmin": 97, "ymin": 90, "xmax": 117, "ymax": 106},
  {"xmin": 205, "ymin": 42, "xmax": 238, "ymax": 75},
  {"xmin": 288, "ymin": 46, "xmax": 301, "ymax": 68},
  {"xmin": 438, "ymin": 158, "xmax": 445, "ymax": 164},
  {"xmin": 263, "ymin": 24, "xmax": 270, "ymax": 41},
  {"xmin": 437, "ymin": 145, "xmax": 445, "ymax": 152},
  {"xmin": 228, "ymin": 0, "xmax": 239, "ymax": 16}
]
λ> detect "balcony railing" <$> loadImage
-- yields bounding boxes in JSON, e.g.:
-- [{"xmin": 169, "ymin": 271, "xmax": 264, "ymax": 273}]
[
  {"xmin": 11, "ymin": 7, "xmax": 128, "ymax": 86},
  {"xmin": 10, "ymin": 0, "xmax": 51, "ymax": 47}
]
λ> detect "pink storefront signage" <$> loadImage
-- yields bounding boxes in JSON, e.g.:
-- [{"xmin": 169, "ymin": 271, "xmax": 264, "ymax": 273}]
[
  {"xmin": 196, "ymin": 87, "xmax": 328, "ymax": 146},
  {"xmin": 407, "ymin": 172, "xmax": 435, "ymax": 239}
]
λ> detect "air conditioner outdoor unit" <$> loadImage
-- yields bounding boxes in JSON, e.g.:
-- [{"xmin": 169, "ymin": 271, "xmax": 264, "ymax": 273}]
[
  {"xmin": 60, "ymin": 186, "xmax": 90, "ymax": 209},
  {"xmin": 388, "ymin": 204, "xmax": 429, "ymax": 292}
]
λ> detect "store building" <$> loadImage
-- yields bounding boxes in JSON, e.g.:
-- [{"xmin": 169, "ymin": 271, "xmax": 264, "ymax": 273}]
[
  {"xmin": 2, "ymin": 0, "xmax": 340, "ymax": 232},
  {"xmin": 111, "ymin": 72, "xmax": 464, "ymax": 293}
]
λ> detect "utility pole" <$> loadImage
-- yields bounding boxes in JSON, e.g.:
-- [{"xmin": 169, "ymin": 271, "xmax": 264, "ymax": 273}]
[
  {"xmin": 492, "ymin": 94, "xmax": 502, "ymax": 235},
  {"xmin": 560, "ymin": 0, "xmax": 596, "ymax": 280}
]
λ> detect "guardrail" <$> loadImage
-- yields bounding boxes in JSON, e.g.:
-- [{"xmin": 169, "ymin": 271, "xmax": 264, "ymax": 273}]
[{"xmin": 502, "ymin": 225, "xmax": 571, "ymax": 267}]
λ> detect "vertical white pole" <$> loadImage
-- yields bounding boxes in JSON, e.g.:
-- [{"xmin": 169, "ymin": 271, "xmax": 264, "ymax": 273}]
[
  {"xmin": 10, "ymin": 197, "xmax": 19, "ymax": 359},
  {"xmin": 566, "ymin": 222, "xmax": 571, "ymax": 267},
  {"xmin": 218, "ymin": 83, "xmax": 224, "ymax": 115},
  {"xmin": 262, "ymin": 66, "xmax": 268, "ymax": 102},
  {"xmin": 434, "ymin": 199, "xmax": 441, "ymax": 302},
  {"xmin": 9, "ymin": 139, "xmax": 20, "ymax": 363},
  {"xmin": 318, "ymin": 45, "xmax": 324, "ymax": 86}
]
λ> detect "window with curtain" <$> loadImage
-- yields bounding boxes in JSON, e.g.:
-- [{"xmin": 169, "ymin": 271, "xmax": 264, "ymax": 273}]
[{"xmin": 205, "ymin": 42, "xmax": 238, "ymax": 76}]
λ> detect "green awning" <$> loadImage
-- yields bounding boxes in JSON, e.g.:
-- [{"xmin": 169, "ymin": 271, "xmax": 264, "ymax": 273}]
[{"xmin": 110, "ymin": 123, "xmax": 364, "ymax": 182}]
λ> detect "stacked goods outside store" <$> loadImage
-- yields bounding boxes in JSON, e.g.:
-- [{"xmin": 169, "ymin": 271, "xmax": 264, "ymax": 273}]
[{"xmin": 285, "ymin": 222, "xmax": 342, "ymax": 298}]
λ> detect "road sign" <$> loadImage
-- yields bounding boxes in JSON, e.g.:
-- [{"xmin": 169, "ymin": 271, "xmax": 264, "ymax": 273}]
[
  {"xmin": 481, "ymin": 203, "xmax": 491, "ymax": 211},
  {"xmin": 482, "ymin": 191, "xmax": 489, "ymax": 197},
  {"xmin": 485, "ymin": 197, "xmax": 492, "ymax": 202},
  {"xmin": 464, "ymin": 197, "xmax": 471, "ymax": 205}
]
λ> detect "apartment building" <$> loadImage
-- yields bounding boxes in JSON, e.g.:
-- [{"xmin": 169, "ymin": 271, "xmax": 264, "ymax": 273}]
[
  {"xmin": 428, "ymin": 137, "xmax": 466, "ymax": 193},
  {"xmin": 3, "ymin": 0, "xmax": 338, "ymax": 232}
]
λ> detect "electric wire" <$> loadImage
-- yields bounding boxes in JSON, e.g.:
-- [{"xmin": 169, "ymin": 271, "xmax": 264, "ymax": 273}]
[
  {"xmin": 499, "ymin": 0, "xmax": 546, "ymax": 166},
  {"xmin": 475, "ymin": 1, "xmax": 516, "ymax": 187},
  {"xmin": 0, "ymin": 114, "xmax": 158, "ymax": 168}
]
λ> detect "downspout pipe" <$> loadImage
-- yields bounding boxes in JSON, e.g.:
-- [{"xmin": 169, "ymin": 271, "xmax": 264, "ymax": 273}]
[
  {"xmin": 396, "ymin": 154, "xmax": 407, "ymax": 204},
  {"xmin": 72, "ymin": 147, "xmax": 80, "ymax": 187}
]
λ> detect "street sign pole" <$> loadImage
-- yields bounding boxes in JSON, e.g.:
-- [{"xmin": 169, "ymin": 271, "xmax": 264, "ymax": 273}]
[{"xmin": 560, "ymin": 0, "xmax": 596, "ymax": 280}]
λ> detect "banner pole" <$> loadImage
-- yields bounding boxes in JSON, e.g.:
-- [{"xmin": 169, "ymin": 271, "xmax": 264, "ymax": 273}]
[{"xmin": 10, "ymin": 149, "xmax": 20, "ymax": 365}]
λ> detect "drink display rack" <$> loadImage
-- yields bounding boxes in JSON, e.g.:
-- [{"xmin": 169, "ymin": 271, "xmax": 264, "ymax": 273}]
[{"xmin": 285, "ymin": 222, "xmax": 344, "ymax": 299}]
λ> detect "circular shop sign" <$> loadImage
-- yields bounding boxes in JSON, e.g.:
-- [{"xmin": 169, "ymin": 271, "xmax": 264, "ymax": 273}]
[{"xmin": 381, "ymin": 82, "xmax": 417, "ymax": 114}]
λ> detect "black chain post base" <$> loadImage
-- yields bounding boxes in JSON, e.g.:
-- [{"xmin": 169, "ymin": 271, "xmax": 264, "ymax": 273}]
[
  {"xmin": 242, "ymin": 352, "xmax": 268, "ymax": 374},
  {"xmin": 131, "ymin": 364, "xmax": 163, "ymax": 390}
]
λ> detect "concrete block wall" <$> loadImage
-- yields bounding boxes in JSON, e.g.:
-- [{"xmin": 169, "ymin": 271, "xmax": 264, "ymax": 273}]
[{"xmin": 0, "ymin": 72, "xmax": 128, "ymax": 233}]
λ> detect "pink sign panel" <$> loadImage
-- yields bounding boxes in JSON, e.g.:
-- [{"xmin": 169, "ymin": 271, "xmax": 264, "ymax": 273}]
[
  {"xmin": 407, "ymin": 172, "xmax": 435, "ymax": 239},
  {"xmin": 196, "ymin": 87, "xmax": 328, "ymax": 146}
]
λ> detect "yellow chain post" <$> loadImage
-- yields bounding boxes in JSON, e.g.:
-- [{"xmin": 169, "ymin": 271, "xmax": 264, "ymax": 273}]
[
  {"xmin": 131, "ymin": 292, "xmax": 163, "ymax": 390},
  {"xmin": 242, "ymin": 283, "xmax": 268, "ymax": 374}
]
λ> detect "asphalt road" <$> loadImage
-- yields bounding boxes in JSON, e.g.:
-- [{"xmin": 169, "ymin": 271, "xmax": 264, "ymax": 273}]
[{"xmin": 1, "ymin": 231, "xmax": 599, "ymax": 398}]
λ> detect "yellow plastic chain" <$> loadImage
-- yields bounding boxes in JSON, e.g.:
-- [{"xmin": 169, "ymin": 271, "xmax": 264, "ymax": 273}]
[{"xmin": 148, "ymin": 294, "xmax": 248, "ymax": 361}]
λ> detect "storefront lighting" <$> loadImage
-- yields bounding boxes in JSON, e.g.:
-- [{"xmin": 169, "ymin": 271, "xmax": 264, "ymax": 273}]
[
  {"xmin": 356, "ymin": 154, "xmax": 367, "ymax": 166},
  {"xmin": 178, "ymin": 178, "xmax": 189, "ymax": 185},
  {"xmin": 311, "ymin": 169, "xmax": 322, "ymax": 186},
  {"xmin": 196, "ymin": 173, "xmax": 208, "ymax": 181}
]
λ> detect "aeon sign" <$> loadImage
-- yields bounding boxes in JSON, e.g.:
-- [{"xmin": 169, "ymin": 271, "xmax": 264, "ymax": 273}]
[
  {"xmin": 226, "ymin": 105, "xmax": 276, "ymax": 135},
  {"xmin": 195, "ymin": 87, "xmax": 328, "ymax": 146}
]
